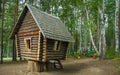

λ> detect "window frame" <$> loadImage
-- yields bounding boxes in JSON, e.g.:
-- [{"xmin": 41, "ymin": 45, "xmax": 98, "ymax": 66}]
[
  {"xmin": 53, "ymin": 40, "xmax": 61, "ymax": 51},
  {"xmin": 24, "ymin": 38, "xmax": 31, "ymax": 51}
]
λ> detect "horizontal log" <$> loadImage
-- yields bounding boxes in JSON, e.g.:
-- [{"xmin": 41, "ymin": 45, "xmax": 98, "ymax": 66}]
[
  {"xmin": 42, "ymin": 56, "xmax": 46, "ymax": 59},
  {"xmin": 42, "ymin": 53, "xmax": 46, "ymax": 55},
  {"xmin": 21, "ymin": 22, "xmax": 36, "ymax": 28},
  {"xmin": 18, "ymin": 31, "xmax": 39, "ymax": 37},
  {"xmin": 19, "ymin": 27, "xmax": 38, "ymax": 32},
  {"xmin": 46, "ymin": 54, "xmax": 63, "ymax": 57},
  {"xmin": 21, "ymin": 51, "xmax": 38, "ymax": 55},
  {"xmin": 42, "ymin": 59, "xmax": 46, "ymax": 62},
  {"xmin": 21, "ymin": 54, "xmax": 38, "ymax": 58},
  {"xmin": 21, "ymin": 56, "xmax": 38, "ymax": 61},
  {"xmin": 46, "ymin": 57, "xmax": 63, "ymax": 60},
  {"xmin": 19, "ymin": 29, "xmax": 39, "ymax": 33},
  {"xmin": 24, "ymin": 16, "xmax": 33, "ymax": 21},
  {"xmin": 46, "ymin": 53, "xmax": 63, "ymax": 55}
]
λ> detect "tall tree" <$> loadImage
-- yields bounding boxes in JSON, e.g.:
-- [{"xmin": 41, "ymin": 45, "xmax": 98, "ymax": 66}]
[
  {"xmin": 1, "ymin": 0, "xmax": 4, "ymax": 63},
  {"xmin": 115, "ymin": 0, "xmax": 119, "ymax": 55},
  {"xmin": 12, "ymin": 0, "xmax": 19, "ymax": 61}
]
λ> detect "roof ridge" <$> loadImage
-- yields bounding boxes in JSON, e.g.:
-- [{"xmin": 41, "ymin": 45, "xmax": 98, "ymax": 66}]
[{"xmin": 26, "ymin": 4, "xmax": 60, "ymax": 20}]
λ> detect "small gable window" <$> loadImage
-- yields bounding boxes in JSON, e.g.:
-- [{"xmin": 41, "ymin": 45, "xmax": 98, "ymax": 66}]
[
  {"xmin": 54, "ymin": 41, "xmax": 61, "ymax": 51},
  {"xmin": 25, "ymin": 38, "xmax": 31, "ymax": 50}
]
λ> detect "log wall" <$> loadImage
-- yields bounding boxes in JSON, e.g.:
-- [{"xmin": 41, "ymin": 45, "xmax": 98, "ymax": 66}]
[
  {"xmin": 46, "ymin": 39, "xmax": 68, "ymax": 60},
  {"xmin": 18, "ymin": 10, "xmax": 39, "ymax": 33},
  {"xmin": 16, "ymin": 10, "xmax": 40, "ymax": 60}
]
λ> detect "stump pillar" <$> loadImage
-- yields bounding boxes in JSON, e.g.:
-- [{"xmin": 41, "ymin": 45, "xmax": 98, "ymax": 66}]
[{"xmin": 27, "ymin": 61, "xmax": 46, "ymax": 72}]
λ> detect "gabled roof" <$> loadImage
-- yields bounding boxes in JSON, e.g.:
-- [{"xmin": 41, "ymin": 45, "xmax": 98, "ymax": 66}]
[{"xmin": 10, "ymin": 4, "xmax": 74, "ymax": 42}]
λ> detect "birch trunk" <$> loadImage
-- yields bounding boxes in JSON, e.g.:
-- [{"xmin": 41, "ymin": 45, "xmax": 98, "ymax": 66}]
[
  {"xmin": 89, "ymin": 29, "xmax": 100, "ymax": 55},
  {"xmin": 115, "ymin": 0, "xmax": 119, "ymax": 55},
  {"xmin": 97, "ymin": 7, "xmax": 102, "ymax": 56},
  {"xmin": 84, "ymin": 28, "xmax": 87, "ymax": 51},
  {"xmin": 78, "ymin": 17, "xmax": 82, "ymax": 54},
  {"xmin": 85, "ymin": 2, "xmax": 100, "ymax": 56},
  {"xmin": 99, "ymin": 0, "xmax": 106, "ymax": 59}
]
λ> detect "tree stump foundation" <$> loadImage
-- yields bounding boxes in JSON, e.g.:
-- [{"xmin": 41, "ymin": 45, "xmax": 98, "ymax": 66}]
[{"xmin": 27, "ymin": 61, "xmax": 46, "ymax": 72}]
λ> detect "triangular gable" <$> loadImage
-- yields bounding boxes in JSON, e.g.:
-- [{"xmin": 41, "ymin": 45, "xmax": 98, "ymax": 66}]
[{"xmin": 9, "ymin": 4, "xmax": 45, "ymax": 39}]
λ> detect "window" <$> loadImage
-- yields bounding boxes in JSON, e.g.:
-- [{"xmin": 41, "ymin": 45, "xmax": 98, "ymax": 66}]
[
  {"xmin": 25, "ymin": 38, "xmax": 31, "ymax": 50},
  {"xmin": 53, "ymin": 41, "xmax": 61, "ymax": 51}
]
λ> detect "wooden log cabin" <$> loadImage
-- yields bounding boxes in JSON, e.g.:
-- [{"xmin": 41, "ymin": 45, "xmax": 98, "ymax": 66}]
[{"xmin": 10, "ymin": 4, "xmax": 74, "ymax": 71}]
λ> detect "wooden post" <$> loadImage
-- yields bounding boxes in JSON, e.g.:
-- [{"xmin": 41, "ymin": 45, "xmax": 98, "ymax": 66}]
[
  {"xmin": 37, "ymin": 31, "xmax": 41, "ymax": 61},
  {"xmin": 28, "ymin": 61, "xmax": 40, "ymax": 72},
  {"xmin": 12, "ymin": 39, "xmax": 16, "ymax": 61},
  {"xmin": 40, "ymin": 38, "xmax": 47, "ymax": 71},
  {"xmin": 66, "ymin": 43, "xmax": 70, "ymax": 59},
  {"xmin": 15, "ymin": 35, "xmax": 18, "ymax": 59},
  {"xmin": 42, "ymin": 38, "xmax": 47, "ymax": 62}
]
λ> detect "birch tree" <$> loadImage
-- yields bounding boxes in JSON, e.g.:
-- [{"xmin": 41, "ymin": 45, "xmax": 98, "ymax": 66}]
[{"xmin": 115, "ymin": 0, "xmax": 119, "ymax": 55}]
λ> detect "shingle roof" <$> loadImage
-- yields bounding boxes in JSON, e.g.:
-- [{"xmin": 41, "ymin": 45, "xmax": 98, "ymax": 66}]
[{"xmin": 10, "ymin": 4, "xmax": 74, "ymax": 42}]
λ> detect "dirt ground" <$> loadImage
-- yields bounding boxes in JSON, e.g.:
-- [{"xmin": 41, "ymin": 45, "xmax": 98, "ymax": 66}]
[{"xmin": 0, "ymin": 58, "xmax": 120, "ymax": 75}]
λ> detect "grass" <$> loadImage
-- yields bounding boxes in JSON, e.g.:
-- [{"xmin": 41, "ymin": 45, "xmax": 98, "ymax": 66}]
[
  {"xmin": 3, "ymin": 57, "xmax": 22, "ymax": 62},
  {"xmin": 117, "ymin": 66, "xmax": 120, "ymax": 72},
  {"xmin": 106, "ymin": 48, "xmax": 115, "ymax": 59},
  {"xmin": 3, "ymin": 57, "xmax": 12, "ymax": 62}
]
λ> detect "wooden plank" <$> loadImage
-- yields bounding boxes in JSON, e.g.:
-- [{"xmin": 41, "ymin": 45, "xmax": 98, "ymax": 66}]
[
  {"xmin": 21, "ymin": 54, "xmax": 38, "ymax": 58},
  {"xmin": 46, "ymin": 57, "xmax": 63, "ymax": 60},
  {"xmin": 21, "ymin": 51, "xmax": 38, "ymax": 54},
  {"xmin": 46, "ymin": 55, "xmax": 63, "ymax": 57},
  {"xmin": 18, "ymin": 31, "xmax": 39, "ymax": 37},
  {"xmin": 22, "ymin": 56, "xmax": 37, "ymax": 60}
]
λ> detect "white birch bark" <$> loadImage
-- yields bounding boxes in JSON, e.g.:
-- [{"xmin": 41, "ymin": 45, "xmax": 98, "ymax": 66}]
[
  {"xmin": 98, "ymin": 7, "xmax": 102, "ymax": 56},
  {"xmin": 115, "ymin": 0, "xmax": 119, "ymax": 55},
  {"xmin": 84, "ymin": 28, "xmax": 87, "ymax": 51},
  {"xmin": 98, "ymin": 0, "xmax": 106, "ymax": 58},
  {"xmin": 78, "ymin": 17, "xmax": 82, "ymax": 53},
  {"xmin": 84, "ymin": 0, "xmax": 100, "ymax": 56},
  {"xmin": 89, "ymin": 29, "xmax": 100, "ymax": 55}
]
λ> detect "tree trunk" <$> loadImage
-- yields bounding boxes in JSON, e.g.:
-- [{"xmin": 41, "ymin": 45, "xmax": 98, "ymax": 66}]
[
  {"xmin": 1, "ymin": 0, "xmax": 4, "ymax": 63},
  {"xmin": 115, "ymin": 0, "xmax": 119, "ymax": 55},
  {"xmin": 85, "ymin": 2, "xmax": 100, "ymax": 56},
  {"xmin": 12, "ymin": 0, "xmax": 19, "ymax": 61},
  {"xmin": 99, "ymin": 0, "xmax": 106, "ymax": 59},
  {"xmin": 89, "ymin": 29, "xmax": 100, "ymax": 55},
  {"xmin": 78, "ymin": 17, "xmax": 82, "ymax": 54}
]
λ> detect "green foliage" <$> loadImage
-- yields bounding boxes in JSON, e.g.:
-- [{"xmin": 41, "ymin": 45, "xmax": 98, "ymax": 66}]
[
  {"xmin": 0, "ymin": 0, "xmax": 119, "ymax": 59},
  {"xmin": 106, "ymin": 48, "xmax": 115, "ymax": 59},
  {"xmin": 116, "ymin": 66, "xmax": 120, "ymax": 72},
  {"xmin": 73, "ymin": 52, "xmax": 80, "ymax": 58},
  {"xmin": 106, "ymin": 48, "xmax": 120, "ymax": 60},
  {"xmin": 114, "ymin": 53, "xmax": 120, "ymax": 61}
]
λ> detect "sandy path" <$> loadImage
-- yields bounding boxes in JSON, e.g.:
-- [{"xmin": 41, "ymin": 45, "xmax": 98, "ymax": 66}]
[{"xmin": 0, "ymin": 58, "xmax": 120, "ymax": 75}]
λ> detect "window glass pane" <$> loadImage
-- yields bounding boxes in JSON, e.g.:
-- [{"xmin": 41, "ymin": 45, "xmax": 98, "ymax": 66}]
[
  {"xmin": 25, "ymin": 38, "xmax": 31, "ymax": 50},
  {"xmin": 54, "ymin": 41, "xmax": 61, "ymax": 51}
]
